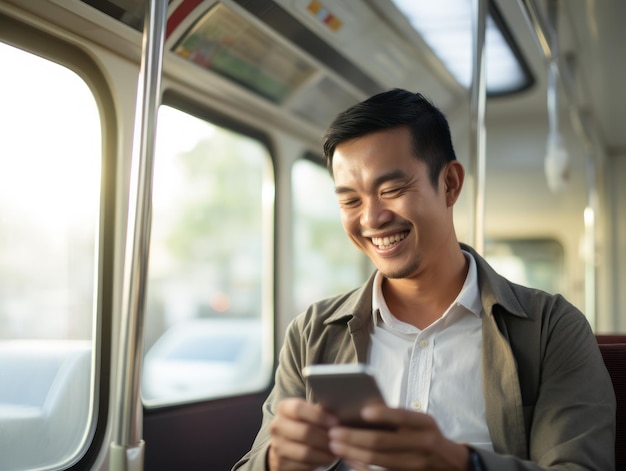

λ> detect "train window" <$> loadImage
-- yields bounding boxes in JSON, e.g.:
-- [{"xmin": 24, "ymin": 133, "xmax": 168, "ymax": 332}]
[
  {"xmin": 292, "ymin": 158, "xmax": 369, "ymax": 314},
  {"xmin": 0, "ymin": 43, "xmax": 99, "ymax": 469},
  {"xmin": 142, "ymin": 105, "xmax": 274, "ymax": 407},
  {"xmin": 485, "ymin": 238, "xmax": 565, "ymax": 295}
]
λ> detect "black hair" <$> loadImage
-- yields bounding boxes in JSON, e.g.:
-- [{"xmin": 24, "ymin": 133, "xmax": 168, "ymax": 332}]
[{"xmin": 322, "ymin": 88, "xmax": 457, "ymax": 188}]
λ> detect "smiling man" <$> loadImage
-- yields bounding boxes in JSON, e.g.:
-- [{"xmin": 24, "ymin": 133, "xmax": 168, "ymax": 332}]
[{"xmin": 232, "ymin": 89, "xmax": 615, "ymax": 471}]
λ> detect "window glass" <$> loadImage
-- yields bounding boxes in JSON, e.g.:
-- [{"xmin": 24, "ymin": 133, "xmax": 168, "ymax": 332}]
[
  {"xmin": 0, "ymin": 42, "xmax": 100, "ymax": 469},
  {"xmin": 142, "ymin": 105, "xmax": 274, "ymax": 407},
  {"xmin": 292, "ymin": 158, "xmax": 369, "ymax": 314},
  {"xmin": 485, "ymin": 238, "xmax": 565, "ymax": 294}
]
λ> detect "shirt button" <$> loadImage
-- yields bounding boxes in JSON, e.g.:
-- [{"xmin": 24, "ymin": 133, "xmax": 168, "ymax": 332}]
[
  {"xmin": 419, "ymin": 339, "xmax": 429, "ymax": 348},
  {"xmin": 411, "ymin": 401, "xmax": 422, "ymax": 411}
]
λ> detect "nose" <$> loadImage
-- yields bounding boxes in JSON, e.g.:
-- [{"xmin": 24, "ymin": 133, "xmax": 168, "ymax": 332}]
[{"xmin": 360, "ymin": 197, "xmax": 393, "ymax": 229}]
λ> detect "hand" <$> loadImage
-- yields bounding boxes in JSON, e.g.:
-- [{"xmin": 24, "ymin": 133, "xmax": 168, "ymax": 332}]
[
  {"xmin": 268, "ymin": 398, "xmax": 340, "ymax": 471},
  {"xmin": 327, "ymin": 404, "xmax": 471, "ymax": 471}
]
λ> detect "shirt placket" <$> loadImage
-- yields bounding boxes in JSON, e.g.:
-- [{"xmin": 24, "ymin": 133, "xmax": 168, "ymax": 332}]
[{"xmin": 406, "ymin": 330, "xmax": 435, "ymax": 413}]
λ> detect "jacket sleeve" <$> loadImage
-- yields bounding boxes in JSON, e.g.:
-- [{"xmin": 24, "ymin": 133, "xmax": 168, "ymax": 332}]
[
  {"xmin": 231, "ymin": 316, "xmax": 312, "ymax": 471},
  {"xmin": 481, "ymin": 297, "xmax": 616, "ymax": 470}
]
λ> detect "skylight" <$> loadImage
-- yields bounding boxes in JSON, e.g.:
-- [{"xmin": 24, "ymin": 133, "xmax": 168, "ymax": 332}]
[{"xmin": 392, "ymin": 0, "xmax": 533, "ymax": 95}]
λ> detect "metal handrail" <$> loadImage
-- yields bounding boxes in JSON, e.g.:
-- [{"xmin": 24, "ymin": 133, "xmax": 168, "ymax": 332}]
[
  {"xmin": 468, "ymin": 0, "xmax": 488, "ymax": 254},
  {"xmin": 517, "ymin": 0, "xmax": 599, "ymax": 327},
  {"xmin": 110, "ymin": 0, "xmax": 167, "ymax": 469}
]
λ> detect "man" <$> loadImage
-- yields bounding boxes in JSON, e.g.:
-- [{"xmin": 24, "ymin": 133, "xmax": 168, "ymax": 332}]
[{"xmin": 233, "ymin": 89, "xmax": 615, "ymax": 470}]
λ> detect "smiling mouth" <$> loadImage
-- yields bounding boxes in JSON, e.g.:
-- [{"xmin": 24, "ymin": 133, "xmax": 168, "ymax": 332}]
[{"xmin": 371, "ymin": 231, "xmax": 409, "ymax": 250}]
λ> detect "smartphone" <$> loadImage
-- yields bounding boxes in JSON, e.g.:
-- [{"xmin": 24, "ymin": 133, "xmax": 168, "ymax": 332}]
[{"xmin": 303, "ymin": 363, "xmax": 391, "ymax": 429}]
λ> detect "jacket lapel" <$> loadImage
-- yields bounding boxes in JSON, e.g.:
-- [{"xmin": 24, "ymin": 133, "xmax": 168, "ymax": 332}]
[{"xmin": 482, "ymin": 311, "xmax": 528, "ymax": 457}]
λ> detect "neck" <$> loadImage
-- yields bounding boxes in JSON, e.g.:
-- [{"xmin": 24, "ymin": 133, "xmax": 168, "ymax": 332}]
[{"xmin": 382, "ymin": 246, "xmax": 468, "ymax": 329}]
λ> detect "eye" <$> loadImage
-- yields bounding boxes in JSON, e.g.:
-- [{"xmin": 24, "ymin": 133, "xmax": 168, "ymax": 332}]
[
  {"xmin": 338, "ymin": 197, "xmax": 360, "ymax": 208},
  {"xmin": 381, "ymin": 187, "xmax": 403, "ymax": 197}
]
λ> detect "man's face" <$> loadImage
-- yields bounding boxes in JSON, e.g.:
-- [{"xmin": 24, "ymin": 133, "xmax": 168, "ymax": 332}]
[{"xmin": 332, "ymin": 126, "xmax": 457, "ymax": 280}]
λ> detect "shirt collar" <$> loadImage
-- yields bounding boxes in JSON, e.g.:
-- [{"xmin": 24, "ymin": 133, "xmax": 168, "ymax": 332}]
[
  {"xmin": 372, "ymin": 250, "xmax": 482, "ymax": 327},
  {"xmin": 456, "ymin": 250, "xmax": 482, "ymax": 316}
]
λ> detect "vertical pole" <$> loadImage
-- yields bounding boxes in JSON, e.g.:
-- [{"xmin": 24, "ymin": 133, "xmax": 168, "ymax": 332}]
[
  {"xmin": 469, "ymin": 0, "xmax": 488, "ymax": 254},
  {"xmin": 584, "ymin": 154, "xmax": 597, "ymax": 329},
  {"xmin": 519, "ymin": 0, "xmax": 599, "ymax": 326},
  {"xmin": 111, "ymin": 1, "xmax": 167, "ymax": 469}
]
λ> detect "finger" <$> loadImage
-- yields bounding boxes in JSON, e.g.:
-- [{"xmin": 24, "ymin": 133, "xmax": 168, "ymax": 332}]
[
  {"xmin": 360, "ymin": 404, "xmax": 436, "ymax": 430},
  {"xmin": 344, "ymin": 460, "xmax": 380, "ymax": 471},
  {"xmin": 344, "ymin": 460, "xmax": 394, "ymax": 471},
  {"xmin": 271, "ymin": 413, "xmax": 333, "ymax": 452},
  {"xmin": 269, "ymin": 439, "xmax": 336, "ymax": 470},
  {"xmin": 278, "ymin": 397, "xmax": 338, "ymax": 428},
  {"xmin": 332, "ymin": 439, "xmax": 469, "ymax": 471},
  {"xmin": 269, "ymin": 399, "xmax": 339, "ymax": 469},
  {"xmin": 330, "ymin": 439, "xmax": 425, "ymax": 471},
  {"xmin": 328, "ymin": 424, "xmax": 436, "ymax": 454},
  {"xmin": 329, "ymin": 416, "xmax": 464, "ymax": 470}
]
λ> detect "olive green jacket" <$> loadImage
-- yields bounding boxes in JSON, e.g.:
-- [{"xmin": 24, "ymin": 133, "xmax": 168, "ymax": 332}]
[{"xmin": 233, "ymin": 244, "xmax": 616, "ymax": 470}]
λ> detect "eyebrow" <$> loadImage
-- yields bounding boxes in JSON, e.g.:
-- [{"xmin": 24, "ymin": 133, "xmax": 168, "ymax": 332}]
[{"xmin": 334, "ymin": 169, "xmax": 409, "ymax": 195}]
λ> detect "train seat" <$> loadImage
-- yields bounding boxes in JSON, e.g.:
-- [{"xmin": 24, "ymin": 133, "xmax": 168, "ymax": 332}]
[
  {"xmin": 0, "ymin": 340, "xmax": 92, "ymax": 470},
  {"xmin": 596, "ymin": 335, "xmax": 626, "ymax": 470}
]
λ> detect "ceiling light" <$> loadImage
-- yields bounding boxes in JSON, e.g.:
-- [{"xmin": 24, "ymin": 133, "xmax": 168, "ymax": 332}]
[{"xmin": 391, "ymin": 0, "xmax": 533, "ymax": 95}]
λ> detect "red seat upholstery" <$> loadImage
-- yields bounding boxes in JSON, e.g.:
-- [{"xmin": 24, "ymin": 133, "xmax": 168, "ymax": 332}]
[{"xmin": 597, "ymin": 336, "xmax": 626, "ymax": 470}]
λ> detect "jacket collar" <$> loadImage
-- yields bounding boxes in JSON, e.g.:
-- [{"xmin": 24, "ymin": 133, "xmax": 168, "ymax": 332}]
[
  {"xmin": 323, "ymin": 243, "xmax": 529, "ymax": 325},
  {"xmin": 460, "ymin": 243, "xmax": 528, "ymax": 319},
  {"xmin": 323, "ymin": 270, "xmax": 376, "ymax": 327}
]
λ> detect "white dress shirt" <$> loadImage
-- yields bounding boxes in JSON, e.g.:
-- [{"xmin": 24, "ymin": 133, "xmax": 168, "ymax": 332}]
[{"xmin": 336, "ymin": 252, "xmax": 493, "ymax": 471}]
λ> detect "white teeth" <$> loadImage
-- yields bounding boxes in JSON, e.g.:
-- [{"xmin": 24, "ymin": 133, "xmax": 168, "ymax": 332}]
[{"xmin": 371, "ymin": 232, "xmax": 407, "ymax": 249}]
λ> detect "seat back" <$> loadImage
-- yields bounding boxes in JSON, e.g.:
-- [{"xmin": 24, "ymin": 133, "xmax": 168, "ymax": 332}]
[{"xmin": 597, "ymin": 336, "xmax": 626, "ymax": 470}]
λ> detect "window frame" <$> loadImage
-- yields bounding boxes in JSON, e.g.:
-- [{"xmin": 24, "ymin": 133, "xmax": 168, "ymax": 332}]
[
  {"xmin": 0, "ymin": 14, "xmax": 117, "ymax": 470},
  {"xmin": 140, "ymin": 90, "xmax": 277, "ymax": 409}
]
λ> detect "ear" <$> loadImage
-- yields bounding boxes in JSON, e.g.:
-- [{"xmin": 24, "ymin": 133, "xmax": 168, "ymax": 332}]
[{"xmin": 442, "ymin": 161, "xmax": 464, "ymax": 206}]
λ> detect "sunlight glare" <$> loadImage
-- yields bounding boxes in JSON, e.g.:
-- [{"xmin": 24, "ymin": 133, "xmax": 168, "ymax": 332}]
[{"xmin": 0, "ymin": 42, "xmax": 101, "ymax": 230}]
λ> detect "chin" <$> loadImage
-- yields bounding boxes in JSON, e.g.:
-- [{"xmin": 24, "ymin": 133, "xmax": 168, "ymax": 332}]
[{"xmin": 378, "ymin": 261, "xmax": 419, "ymax": 280}]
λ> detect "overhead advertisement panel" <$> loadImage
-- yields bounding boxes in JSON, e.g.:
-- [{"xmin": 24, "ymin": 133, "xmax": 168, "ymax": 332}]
[{"xmin": 173, "ymin": 3, "xmax": 316, "ymax": 104}]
